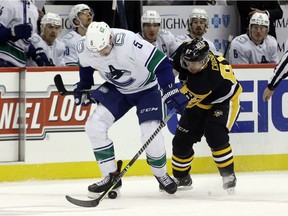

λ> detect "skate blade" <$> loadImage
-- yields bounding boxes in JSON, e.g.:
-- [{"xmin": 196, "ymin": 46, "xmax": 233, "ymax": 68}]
[
  {"xmin": 177, "ymin": 185, "xmax": 193, "ymax": 191},
  {"xmin": 159, "ymin": 185, "xmax": 193, "ymax": 193},
  {"xmin": 225, "ymin": 187, "xmax": 236, "ymax": 195},
  {"xmin": 87, "ymin": 189, "xmax": 121, "ymax": 199}
]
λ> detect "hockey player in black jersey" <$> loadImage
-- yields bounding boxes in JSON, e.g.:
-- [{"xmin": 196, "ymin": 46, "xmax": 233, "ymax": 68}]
[{"xmin": 170, "ymin": 39, "xmax": 242, "ymax": 193}]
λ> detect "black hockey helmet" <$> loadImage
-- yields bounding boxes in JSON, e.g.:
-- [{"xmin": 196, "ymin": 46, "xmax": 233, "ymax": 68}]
[{"xmin": 181, "ymin": 39, "xmax": 209, "ymax": 62}]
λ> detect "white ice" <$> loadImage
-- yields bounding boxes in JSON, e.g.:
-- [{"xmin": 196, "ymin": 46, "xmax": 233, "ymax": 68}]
[{"xmin": 1, "ymin": 171, "xmax": 288, "ymax": 216}]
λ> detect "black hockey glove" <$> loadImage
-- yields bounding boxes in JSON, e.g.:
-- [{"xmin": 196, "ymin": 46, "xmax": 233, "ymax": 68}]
[
  {"xmin": 163, "ymin": 83, "xmax": 188, "ymax": 115},
  {"xmin": 27, "ymin": 45, "xmax": 51, "ymax": 66},
  {"xmin": 73, "ymin": 81, "xmax": 95, "ymax": 106},
  {"xmin": 0, "ymin": 24, "xmax": 31, "ymax": 43},
  {"xmin": 11, "ymin": 23, "xmax": 32, "ymax": 40}
]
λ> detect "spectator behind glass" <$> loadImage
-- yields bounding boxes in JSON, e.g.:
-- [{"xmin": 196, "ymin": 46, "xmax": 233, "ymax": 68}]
[
  {"xmin": 53, "ymin": 1, "xmax": 141, "ymax": 33},
  {"xmin": 0, "ymin": 0, "xmax": 38, "ymax": 67},
  {"xmin": 229, "ymin": 12, "xmax": 278, "ymax": 64},
  {"xmin": 236, "ymin": 1, "xmax": 283, "ymax": 39},
  {"xmin": 27, "ymin": 13, "xmax": 65, "ymax": 66},
  {"xmin": 61, "ymin": 4, "xmax": 93, "ymax": 66},
  {"xmin": 176, "ymin": 8, "xmax": 218, "ymax": 54}
]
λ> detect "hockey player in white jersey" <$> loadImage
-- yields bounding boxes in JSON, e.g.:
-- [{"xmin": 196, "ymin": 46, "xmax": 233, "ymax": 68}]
[
  {"xmin": 27, "ymin": 12, "xmax": 66, "ymax": 66},
  {"xmin": 176, "ymin": 8, "xmax": 217, "ymax": 53},
  {"xmin": 74, "ymin": 21, "xmax": 188, "ymax": 197},
  {"xmin": 0, "ymin": 0, "xmax": 38, "ymax": 67},
  {"xmin": 61, "ymin": 4, "xmax": 93, "ymax": 66},
  {"xmin": 137, "ymin": 10, "xmax": 181, "ymax": 59},
  {"xmin": 229, "ymin": 12, "xmax": 278, "ymax": 64}
]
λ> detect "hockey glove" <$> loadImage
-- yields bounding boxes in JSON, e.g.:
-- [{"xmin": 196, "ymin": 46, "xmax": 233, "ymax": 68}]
[
  {"xmin": 27, "ymin": 45, "xmax": 51, "ymax": 66},
  {"xmin": 11, "ymin": 23, "xmax": 32, "ymax": 40},
  {"xmin": 163, "ymin": 83, "xmax": 188, "ymax": 115},
  {"xmin": 73, "ymin": 81, "xmax": 95, "ymax": 106}
]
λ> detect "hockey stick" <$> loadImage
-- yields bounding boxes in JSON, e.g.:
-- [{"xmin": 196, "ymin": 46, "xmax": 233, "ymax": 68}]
[
  {"xmin": 223, "ymin": 35, "xmax": 233, "ymax": 59},
  {"xmin": 23, "ymin": 0, "xmax": 27, "ymax": 24},
  {"xmin": 111, "ymin": 0, "xmax": 117, "ymax": 28},
  {"xmin": 65, "ymin": 107, "xmax": 177, "ymax": 207},
  {"xmin": 54, "ymin": 74, "xmax": 91, "ymax": 96}
]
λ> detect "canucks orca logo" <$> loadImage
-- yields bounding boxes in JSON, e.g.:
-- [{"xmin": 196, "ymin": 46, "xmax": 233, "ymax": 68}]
[
  {"xmin": 106, "ymin": 65, "xmax": 131, "ymax": 79},
  {"xmin": 105, "ymin": 65, "xmax": 135, "ymax": 87}
]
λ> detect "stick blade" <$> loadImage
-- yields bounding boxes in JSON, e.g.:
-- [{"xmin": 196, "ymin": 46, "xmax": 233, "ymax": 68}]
[
  {"xmin": 65, "ymin": 195, "xmax": 100, "ymax": 208},
  {"xmin": 54, "ymin": 74, "xmax": 67, "ymax": 96}
]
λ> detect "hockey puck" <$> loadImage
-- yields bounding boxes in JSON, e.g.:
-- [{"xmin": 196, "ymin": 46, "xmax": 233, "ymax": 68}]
[{"xmin": 108, "ymin": 191, "xmax": 117, "ymax": 199}]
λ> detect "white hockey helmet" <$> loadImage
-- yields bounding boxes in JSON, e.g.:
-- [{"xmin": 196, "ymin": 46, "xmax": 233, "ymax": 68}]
[
  {"xmin": 189, "ymin": 8, "xmax": 209, "ymax": 28},
  {"xmin": 41, "ymin": 12, "xmax": 62, "ymax": 27},
  {"xmin": 68, "ymin": 4, "xmax": 92, "ymax": 28},
  {"xmin": 141, "ymin": 10, "xmax": 161, "ymax": 26},
  {"xmin": 249, "ymin": 12, "xmax": 270, "ymax": 31},
  {"xmin": 85, "ymin": 21, "xmax": 112, "ymax": 52}
]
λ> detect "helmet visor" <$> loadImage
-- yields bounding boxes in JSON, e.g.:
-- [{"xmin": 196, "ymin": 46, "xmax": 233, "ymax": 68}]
[{"xmin": 183, "ymin": 59, "xmax": 204, "ymax": 74}]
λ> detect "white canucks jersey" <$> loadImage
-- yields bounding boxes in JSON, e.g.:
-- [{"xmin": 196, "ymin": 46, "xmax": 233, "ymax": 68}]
[
  {"xmin": 0, "ymin": 0, "xmax": 38, "ymax": 67},
  {"xmin": 229, "ymin": 34, "xmax": 279, "ymax": 64},
  {"xmin": 176, "ymin": 34, "xmax": 217, "ymax": 53},
  {"xmin": 27, "ymin": 33, "xmax": 66, "ymax": 66},
  {"xmin": 136, "ymin": 29, "xmax": 181, "ymax": 58},
  {"xmin": 77, "ymin": 29, "xmax": 167, "ymax": 94},
  {"xmin": 61, "ymin": 31, "xmax": 82, "ymax": 66}
]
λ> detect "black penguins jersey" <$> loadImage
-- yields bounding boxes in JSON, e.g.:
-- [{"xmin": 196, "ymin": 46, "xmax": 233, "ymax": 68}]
[{"xmin": 172, "ymin": 47, "xmax": 242, "ymax": 110}]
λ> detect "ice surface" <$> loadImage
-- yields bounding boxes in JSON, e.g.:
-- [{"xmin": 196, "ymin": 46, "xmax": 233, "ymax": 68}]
[{"xmin": 1, "ymin": 171, "xmax": 288, "ymax": 216}]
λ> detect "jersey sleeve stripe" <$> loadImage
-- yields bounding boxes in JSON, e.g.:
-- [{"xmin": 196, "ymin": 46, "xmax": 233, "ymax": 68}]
[{"xmin": 146, "ymin": 49, "xmax": 166, "ymax": 72}]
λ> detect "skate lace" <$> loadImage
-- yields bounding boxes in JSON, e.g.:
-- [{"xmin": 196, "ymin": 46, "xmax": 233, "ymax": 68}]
[
  {"xmin": 174, "ymin": 176, "xmax": 191, "ymax": 186},
  {"xmin": 158, "ymin": 174, "xmax": 173, "ymax": 186},
  {"xmin": 96, "ymin": 175, "xmax": 110, "ymax": 186}
]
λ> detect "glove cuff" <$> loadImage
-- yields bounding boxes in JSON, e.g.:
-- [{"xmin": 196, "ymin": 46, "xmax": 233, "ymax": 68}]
[
  {"xmin": 163, "ymin": 88, "xmax": 179, "ymax": 101},
  {"xmin": 11, "ymin": 27, "xmax": 15, "ymax": 37}
]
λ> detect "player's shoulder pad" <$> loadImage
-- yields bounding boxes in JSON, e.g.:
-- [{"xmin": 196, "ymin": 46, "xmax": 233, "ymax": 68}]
[
  {"xmin": 176, "ymin": 34, "xmax": 189, "ymax": 41},
  {"xmin": 266, "ymin": 35, "xmax": 278, "ymax": 44},
  {"xmin": 113, "ymin": 32, "xmax": 126, "ymax": 47},
  {"xmin": 76, "ymin": 37, "xmax": 85, "ymax": 54},
  {"xmin": 62, "ymin": 32, "xmax": 74, "ymax": 40},
  {"xmin": 234, "ymin": 35, "xmax": 248, "ymax": 44},
  {"xmin": 159, "ymin": 29, "xmax": 170, "ymax": 35},
  {"xmin": 30, "ymin": 34, "xmax": 41, "ymax": 45}
]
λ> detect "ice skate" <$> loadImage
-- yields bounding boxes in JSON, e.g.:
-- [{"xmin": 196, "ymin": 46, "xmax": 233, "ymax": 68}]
[
  {"xmin": 174, "ymin": 174, "xmax": 193, "ymax": 191},
  {"xmin": 88, "ymin": 160, "xmax": 123, "ymax": 199},
  {"xmin": 156, "ymin": 173, "xmax": 177, "ymax": 194},
  {"xmin": 87, "ymin": 172, "xmax": 122, "ymax": 199},
  {"xmin": 222, "ymin": 173, "xmax": 236, "ymax": 195}
]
